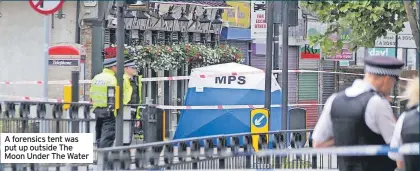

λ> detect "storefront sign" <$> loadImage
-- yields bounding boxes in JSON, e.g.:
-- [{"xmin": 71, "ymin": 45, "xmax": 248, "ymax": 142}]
[
  {"xmin": 324, "ymin": 49, "xmax": 354, "ymax": 61},
  {"xmin": 368, "ymin": 48, "xmax": 396, "ymax": 57},
  {"xmin": 300, "ymin": 44, "xmax": 320, "ymax": 60},
  {"xmin": 222, "ymin": 2, "xmax": 250, "ymax": 28},
  {"xmin": 375, "ymin": 33, "xmax": 415, "ymax": 48},
  {"xmin": 48, "ymin": 59, "xmax": 79, "ymax": 66},
  {"xmin": 251, "ymin": 1, "xmax": 266, "ymax": 40}
]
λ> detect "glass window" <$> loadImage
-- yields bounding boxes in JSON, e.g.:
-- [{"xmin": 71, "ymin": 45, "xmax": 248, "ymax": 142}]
[{"xmin": 406, "ymin": 49, "xmax": 417, "ymax": 70}]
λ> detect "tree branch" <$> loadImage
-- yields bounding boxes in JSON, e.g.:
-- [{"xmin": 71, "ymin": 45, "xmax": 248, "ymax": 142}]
[{"xmin": 404, "ymin": 1, "xmax": 419, "ymax": 50}]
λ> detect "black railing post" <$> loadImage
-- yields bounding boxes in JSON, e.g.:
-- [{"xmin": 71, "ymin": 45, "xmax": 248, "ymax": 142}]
[
  {"xmin": 71, "ymin": 71, "xmax": 80, "ymax": 133},
  {"xmin": 309, "ymin": 133, "xmax": 317, "ymax": 169},
  {"xmin": 71, "ymin": 70, "xmax": 80, "ymax": 171}
]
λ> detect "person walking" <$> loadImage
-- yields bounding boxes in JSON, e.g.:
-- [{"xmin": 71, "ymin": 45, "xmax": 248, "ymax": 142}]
[
  {"xmin": 388, "ymin": 77, "xmax": 419, "ymax": 171},
  {"xmin": 123, "ymin": 59, "xmax": 143, "ymax": 142},
  {"xmin": 312, "ymin": 56, "xmax": 404, "ymax": 171},
  {"xmin": 90, "ymin": 57, "xmax": 118, "ymax": 148}
]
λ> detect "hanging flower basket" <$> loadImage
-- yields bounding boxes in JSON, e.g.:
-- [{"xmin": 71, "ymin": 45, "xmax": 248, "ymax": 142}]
[{"xmin": 104, "ymin": 44, "xmax": 244, "ymax": 71}]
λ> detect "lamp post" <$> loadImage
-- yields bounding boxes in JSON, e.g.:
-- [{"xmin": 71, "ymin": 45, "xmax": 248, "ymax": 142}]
[
  {"xmin": 178, "ymin": 8, "xmax": 190, "ymax": 43},
  {"xmin": 164, "ymin": 6, "xmax": 175, "ymax": 45},
  {"xmin": 211, "ymin": 10, "xmax": 223, "ymax": 46},
  {"xmin": 136, "ymin": 11, "xmax": 149, "ymax": 45},
  {"xmin": 124, "ymin": 11, "xmax": 135, "ymax": 45},
  {"xmin": 199, "ymin": 10, "xmax": 211, "ymax": 44}
]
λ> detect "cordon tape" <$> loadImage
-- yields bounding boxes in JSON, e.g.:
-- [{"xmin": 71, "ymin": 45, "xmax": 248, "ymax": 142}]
[
  {"xmin": 256, "ymin": 143, "xmax": 419, "ymax": 157},
  {"xmin": 0, "ymin": 95, "xmax": 402, "ymax": 110},
  {"xmin": 0, "ymin": 69, "xmax": 414, "ymax": 85}
]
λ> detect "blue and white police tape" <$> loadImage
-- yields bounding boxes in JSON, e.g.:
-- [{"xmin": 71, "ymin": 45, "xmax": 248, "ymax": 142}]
[{"xmin": 255, "ymin": 143, "xmax": 419, "ymax": 157}]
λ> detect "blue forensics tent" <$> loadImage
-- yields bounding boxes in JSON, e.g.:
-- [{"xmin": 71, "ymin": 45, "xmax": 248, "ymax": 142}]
[{"xmin": 173, "ymin": 63, "xmax": 284, "ymax": 139}]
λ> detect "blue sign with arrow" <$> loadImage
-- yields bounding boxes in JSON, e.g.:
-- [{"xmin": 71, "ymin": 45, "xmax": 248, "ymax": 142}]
[{"xmin": 252, "ymin": 113, "xmax": 267, "ymax": 128}]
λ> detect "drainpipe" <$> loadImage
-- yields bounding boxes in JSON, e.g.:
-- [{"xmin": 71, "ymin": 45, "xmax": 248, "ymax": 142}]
[{"xmin": 75, "ymin": 0, "xmax": 81, "ymax": 43}]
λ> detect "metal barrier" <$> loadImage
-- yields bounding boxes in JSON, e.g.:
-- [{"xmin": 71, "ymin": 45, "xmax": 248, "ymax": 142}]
[
  {"xmin": 0, "ymin": 101, "xmax": 336, "ymax": 170},
  {"xmin": 0, "ymin": 101, "xmax": 165, "ymax": 171},
  {"xmin": 94, "ymin": 129, "xmax": 337, "ymax": 170}
]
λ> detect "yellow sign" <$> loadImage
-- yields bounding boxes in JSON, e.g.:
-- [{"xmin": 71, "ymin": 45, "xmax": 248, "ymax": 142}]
[
  {"xmin": 250, "ymin": 108, "xmax": 269, "ymax": 152},
  {"xmin": 221, "ymin": 1, "xmax": 250, "ymax": 28},
  {"xmin": 63, "ymin": 85, "xmax": 72, "ymax": 110}
]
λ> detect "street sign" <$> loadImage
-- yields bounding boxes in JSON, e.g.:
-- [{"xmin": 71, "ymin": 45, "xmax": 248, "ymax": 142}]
[
  {"xmin": 250, "ymin": 108, "xmax": 269, "ymax": 152},
  {"xmin": 29, "ymin": 0, "xmax": 65, "ymax": 15}
]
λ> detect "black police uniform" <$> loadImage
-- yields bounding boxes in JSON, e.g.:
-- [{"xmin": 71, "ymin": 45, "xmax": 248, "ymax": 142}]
[
  {"xmin": 401, "ymin": 105, "xmax": 419, "ymax": 171},
  {"xmin": 331, "ymin": 56, "xmax": 403, "ymax": 171}
]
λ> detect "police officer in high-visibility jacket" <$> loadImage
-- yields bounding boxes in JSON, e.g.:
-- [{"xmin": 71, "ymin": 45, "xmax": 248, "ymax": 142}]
[
  {"xmin": 90, "ymin": 58, "xmax": 118, "ymax": 148},
  {"xmin": 123, "ymin": 59, "xmax": 143, "ymax": 141}
]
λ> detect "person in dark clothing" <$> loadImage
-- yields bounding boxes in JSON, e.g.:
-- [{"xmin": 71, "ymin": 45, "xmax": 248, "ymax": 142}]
[
  {"xmin": 389, "ymin": 77, "xmax": 419, "ymax": 171},
  {"xmin": 313, "ymin": 56, "xmax": 404, "ymax": 171}
]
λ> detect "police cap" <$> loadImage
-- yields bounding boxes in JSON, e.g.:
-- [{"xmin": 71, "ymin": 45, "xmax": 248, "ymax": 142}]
[
  {"xmin": 124, "ymin": 59, "xmax": 136, "ymax": 68},
  {"xmin": 364, "ymin": 56, "xmax": 404, "ymax": 77},
  {"xmin": 103, "ymin": 58, "xmax": 117, "ymax": 68}
]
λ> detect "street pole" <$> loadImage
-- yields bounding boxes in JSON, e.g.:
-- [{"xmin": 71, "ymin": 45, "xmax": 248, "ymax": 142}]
[
  {"xmin": 392, "ymin": 33, "xmax": 398, "ymax": 115},
  {"xmin": 40, "ymin": 14, "xmax": 51, "ymax": 135},
  {"xmin": 417, "ymin": 1, "xmax": 420, "ymax": 111},
  {"xmin": 115, "ymin": 1, "xmax": 125, "ymax": 147},
  {"xmin": 281, "ymin": 1, "xmax": 289, "ymax": 130},
  {"xmin": 264, "ymin": 1, "xmax": 274, "ymax": 110},
  {"xmin": 274, "ymin": 25, "xmax": 280, "ymax": 83},
  {"xmin": 43, "ymin": 15, "xmax": 50, "ymax": 101}
]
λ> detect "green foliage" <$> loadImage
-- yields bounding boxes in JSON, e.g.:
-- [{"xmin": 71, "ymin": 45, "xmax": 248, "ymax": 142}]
[{"xmin": 301, "ymin": 1, "xmax": 410, "ymax": 57}]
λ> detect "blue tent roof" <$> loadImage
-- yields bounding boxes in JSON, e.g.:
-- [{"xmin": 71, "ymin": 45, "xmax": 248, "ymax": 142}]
[{"xmin": 173, "ymin": 63, "xmax": 285, "ymax": 139}]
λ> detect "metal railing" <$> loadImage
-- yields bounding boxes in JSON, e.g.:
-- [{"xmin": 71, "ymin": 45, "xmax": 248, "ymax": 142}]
[
  {"xmin": 0, "ymin": 101, "xmax": 337, "ymax": 170},
  {"xmin": 0, "ymin": 101, "xmax": 157, "ymax": 171},
  {"xmin": 94, "ymin": 130, "xmax": 337, "ymax": 170}
]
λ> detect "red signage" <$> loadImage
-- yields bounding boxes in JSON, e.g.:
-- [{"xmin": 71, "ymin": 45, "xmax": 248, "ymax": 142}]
[
  {"xmin": 29, "ymin": 0, "xmax": 64, "ymax": 15},
  {"xmin": 300, "ymin": 44, "xmax": 321, "ymax": 60}
]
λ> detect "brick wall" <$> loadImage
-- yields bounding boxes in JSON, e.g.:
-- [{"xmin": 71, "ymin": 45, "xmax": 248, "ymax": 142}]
[{"xmin": 80, "ymin": 27, "xmax": 93, "ymax": 99}]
